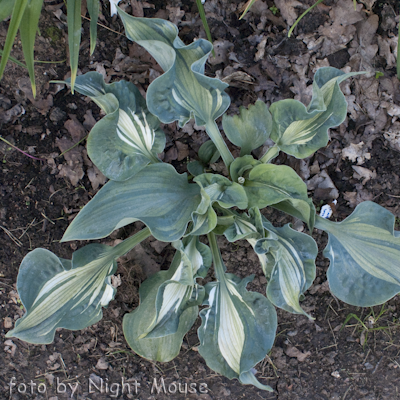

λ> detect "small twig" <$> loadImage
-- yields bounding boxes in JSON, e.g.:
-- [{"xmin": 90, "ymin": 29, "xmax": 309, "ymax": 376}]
[
  {"xmin": 0, "ymin": 225, "xmax": 22, "ymax": 246},
  {"xmin": 18, "ymin": 218, "xmax": 36, "ymax": 240},
  {"xmin": 0, "ymin": 136, "xmax": 45, "ymax": 162}
]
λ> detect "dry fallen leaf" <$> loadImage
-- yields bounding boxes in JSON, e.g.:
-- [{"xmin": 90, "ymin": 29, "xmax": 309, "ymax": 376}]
[
  {"xmin": 342, "ymin": 142, "xmax": 371, "ymax": 165},
  {"xmin": 352, "ymin": 165, "xmax": 377, "ymax": 184},
  {"xmin": 285, "ymin": 346, "xmax": 311, "ymax": 362},
  {"xmin": 96, "ymin": 357, "xmax": 109, "ymax": 370}
]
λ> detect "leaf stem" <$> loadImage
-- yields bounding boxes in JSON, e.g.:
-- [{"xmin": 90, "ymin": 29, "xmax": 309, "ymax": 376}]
[
  {"xmin": 259, "ymin": 144, "xmax": 279, "ymax": 163},
  {"xmin": 205, "ymin": 120, "xmax": 234, "ymax": 170},
  {"xmin": 111, "ymin": 227, "xmax": 152, "ymax": 259},
  {"xmin": 207, "ymin": 232, "xmax": 226, "ymax": 281}
]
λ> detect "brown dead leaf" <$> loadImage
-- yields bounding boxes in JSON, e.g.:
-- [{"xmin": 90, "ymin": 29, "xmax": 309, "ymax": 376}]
[
  {"xmin": 342, "ymin": 142, "xmax": 371, "ymax": 165},
  {"xmin": 352, "ymin": 165, "xmax": 377, "ymax": 184},
  {"xmin": 209, "ymin": 40, "xmax": 234, "ymax": 66},
  {"xmin": 176, "ymin": 141, "xmax": 189, "ymax": 161},
  {"xmin": 64, "ymin": 115, "xmax": 86, "ymax": 142},
  {"xmin": 87, "ymin": 165, "xmax": 107, "ymax": 190},
  {"xmin": 285, "ymin": 346, "xmax": 311, "ymax": 362},
  {"xmin": 96, "ymin": 357, "xmax": 109, "ymax": 370},
  {"xmin": 274, "ymin": 0, "xmax": 303, "ymax": 26}
]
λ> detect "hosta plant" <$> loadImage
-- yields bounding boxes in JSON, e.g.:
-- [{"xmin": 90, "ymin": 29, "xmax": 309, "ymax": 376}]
[{"xmin": 6, "ymin": 10, "xmax": 400, "ymax": 392}]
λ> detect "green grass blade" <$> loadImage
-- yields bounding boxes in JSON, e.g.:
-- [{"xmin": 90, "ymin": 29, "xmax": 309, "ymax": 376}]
[
  {"xmin": 239, "ymin": 0, "xmax": 257, "ymax": 20},
  {"xmin": 86, "ymin": 0, "xmax": 99, "ymax": 55},
  {"xmin": 288, "ymin": 0, "xmax": 324, "ymax": 38},
  {"xmin": 67, "ymin": 0, "xmax": 82, "ymax": 93},
  {"xmin": 0, "ymin": 0, "xmax": 16, "ymax": 21},
  {"xmin": 0, "ymin": 48, "xmax": 26, "ymax": 68},
  {"xmin": 397, "ymin": 31, "xmax": 400, "ymax": 81},
  {"xmin": 0, "ymin": 0, "xmax": 29, "ymax": 81},
  {"xmin": 19, "ymin": 0, "xmax": 44, "ymax": 98},
  {"xmin": 195, "ymin": 0, "xmax": 214, "ymax": 56}
]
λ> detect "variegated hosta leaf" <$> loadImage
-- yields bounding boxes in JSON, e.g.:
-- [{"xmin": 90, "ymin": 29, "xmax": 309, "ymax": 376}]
[
  {"xmin": 315, "ymin": 201, "xmax": 400, "ymax": 307},
  {"xmin": 255, "ymin": 220, "xmax": 317, "ymax": 317},
  {"xmin": 117, "ymin": 10, "xmax": 230, "ymax": 127},
  {"xmin": 62, "ymin": 163, "xmax": 201, "ymax": 243},
  {"xmin": 139, "ymin": 236, "xmax": 211, "ymax": 339},
  {"xmin": 5, "ymin": 244, "xmax": 117, "ymax": 343},
  {"xmin": 223, "ymin": 208, "xmax": 269, "ymax": 273},
  {"xmin": 198, "ymin": 273, "xmax": 277, "ymax": 391},
  {"xmin": 63, "ymin": 72, "xmax": 165, "ymax": 181},
  {"xmin": 270, "ymin": 67, "xmax": 365, "ymax": 159},
  {"xmin": 243, "ymin": 163, "xmax": 314, "ymax": 229},
  {"xmin": 222, "ymin": 100, "xmax": 272, "ymax": 156},
  {"xmin": 188, "ymin": 173, "xmax": 248, "ymax": 236},
  {"xmin": 224, "ymin": 208, "xmax": 264, "ymax": 243},
  {"xmin": 123, "ymin": 252, "xmax": 198, "ymax": 362}
]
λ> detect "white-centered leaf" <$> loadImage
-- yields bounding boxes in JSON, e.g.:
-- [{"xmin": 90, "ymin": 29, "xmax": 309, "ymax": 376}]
[
  {"xmin": 117, "ymin": 10, "xmax": 230, "ymax": 127},
  {"xmin": 123, "ymin": 251, "xmax": 199, "ymax": 362},
  {"xmin": 61, "ymin": 72, "xmax": 165, "ymax": 181},
  {"xmin": 255, "ymin": 220, "xmax": 317, "ymax": 317},
  {"xmin": 198, "ymin": 242, "xmax": 276, "ymax": 391},
  {"xmin": 269, "ymin": 67, "xmax": 365, "ymax": 158},
  {"xmin": 5, "ymin": 244, "xmax": 117, "ymax": 344},
  {"xmin": 139, "ymin": 237, "xmax": 211, "ymax": 339},
  {"xmin": 315, "ymin": 201, "xmax": 400, "ymax": 306}
]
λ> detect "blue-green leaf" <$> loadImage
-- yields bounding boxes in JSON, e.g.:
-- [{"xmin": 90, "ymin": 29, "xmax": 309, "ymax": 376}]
[
  {"xmin": 63, "ymin": 72, "xmax": 165, "ymax": 181},
  {"xmin": 188, "ymin": 173, "xmax": 248, "ymax": 236},
  {"xmin": 315, "ymin": 201, "xmax": 400, "ymax": 307},
  {"xmin": 5, "ymin": 245, "xmax": 117, "ymax": 343},
  {"xmin": 139, "ymin": 236, "xmax": 211, "ymax": 339},
  {"xmin": 256, "ymin": 220, "xmax": 317, "ymax": 316},
  {"xmin": 62, "ymin": 163, "xmax": 201, "ymax": 243},
  {"xmin": 199, "ymin": 275, "xmax": 276, "ymax": 390},
  {"xmin": 222, "ymin": 100, "xmax": 272, "ymax": 156},
  {"xmin": 269, "ymin": 67, "xmax": 365, "ymax": 158},
  {"xmin": 243, "ymin": 163, "xmax": 314, "ymax": 228},
  {"xmin": 117, "ymin": 10, "xmax": 230, "ymax": 127},
  {"xmin": 198, "ymin": 236, "xmax": 276, "ymax": 391},
  {"xmin": 123, "ymin": 251, "xmax": 198, "ymax": 362}
]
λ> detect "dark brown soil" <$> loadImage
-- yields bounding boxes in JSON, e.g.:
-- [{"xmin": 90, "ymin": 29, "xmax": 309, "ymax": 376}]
[{"xmin": 1, "ymin": 0, "xmax": 400, "ymax": 399}]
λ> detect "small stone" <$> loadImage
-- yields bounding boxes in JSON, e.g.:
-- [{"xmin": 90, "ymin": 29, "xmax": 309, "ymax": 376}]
[
  {"xmin": 4, "ymin": 316, "xmax": 13, "ymax": 328},
  {"xmin": 331, "ymin": 370, "xmax": 340, "ymax": 378},
  {"xmin": 364, "ymin": 362, "xmax": 374, "ymax": 370}
]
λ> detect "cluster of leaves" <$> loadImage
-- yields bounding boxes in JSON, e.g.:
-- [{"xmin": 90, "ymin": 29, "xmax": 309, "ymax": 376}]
[
  {"xmin": 6, "ymin": 10, "xmax": 400, "ymax": 392},
  {"xmin": 0, "ymin": 0, "xmax": 103, "ymax": 96}
]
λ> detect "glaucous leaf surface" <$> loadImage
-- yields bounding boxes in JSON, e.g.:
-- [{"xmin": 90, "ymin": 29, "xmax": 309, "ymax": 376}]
[
  {"xmin": 117, "ymin": 9, "xmax": 230, "ymax": 127},
  {"xmin": 139, "ymin": 237, "xmax": 211, "ymax": 339},
  {"xmin": 269, "ymin": 67, "xmax": 364, "ymax": 158},
  {"xmin": 123, "ymin": 252, "xmax": 198, "ymax": 362},
  {"xmin": 63, "ymin": 72, "xmax": 165, "ymax": 181},
  {"xmin": 62, "ymin": 163, "xmax": 201, "ymax": 243},
  {"xmin": 255, "ymin": 220, "xmax": 317, "ymax": 316},
  {"xmin": 243, "ymin": 163, "xmax": 314, "ymax": 228},
  {"xmin": 188, "ymin": 173, "xmax": 248, "ymax": 236},
  {"xmin": 199, "ymin": 234, "xmax": 277, "ymax": 391},
  {"xmin": 316, "ymin": 201, "xmax": 400, "ymax": 306},
  {"xmin": 222, "ymin": 100, "xmax": 272, "ymax": 156},
  {"xmin": 6, "ymin": 244, "xmax": 117, "ymax": 343}
]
